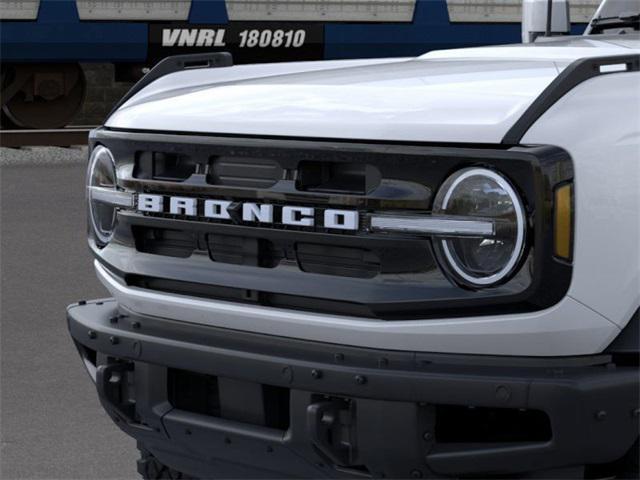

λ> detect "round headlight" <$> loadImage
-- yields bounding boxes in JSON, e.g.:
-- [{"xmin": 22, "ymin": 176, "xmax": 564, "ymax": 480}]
[
  {"xmin": 433, "ymin": 168, "xmax": 526, "ymax": 288},
  {"xmin": 87, "ymin": 145, "xmax": 117, "ymax": 245}
]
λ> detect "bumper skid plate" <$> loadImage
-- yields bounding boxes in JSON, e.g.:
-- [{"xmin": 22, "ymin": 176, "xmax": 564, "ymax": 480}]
[{"xmin": 68, "ymin": 299, "xmax": 639, "ymax": 478}]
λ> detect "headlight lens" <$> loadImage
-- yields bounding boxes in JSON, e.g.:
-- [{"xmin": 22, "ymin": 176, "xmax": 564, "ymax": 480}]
[
  {"xmin": 433, "ymin": 168, "xmax": 526, "ymax": 288},
  {"xmin": 87, "ymin": 145, "xmax": 118, "ymax": 245}
]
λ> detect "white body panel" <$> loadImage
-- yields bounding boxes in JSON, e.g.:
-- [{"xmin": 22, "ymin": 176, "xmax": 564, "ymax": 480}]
[
  {"xmin": 106, "ymin": 38, "xmax": 634, "ymax": 143},
  {"xmin": 107, "ymin": 58, "xmax": 561, "ymax": 144},
  {"xmin": 105, "ymin": 34, "xmax": 640, "ymax": 356},
  {"xmin": 97, "ymin": 261, "xmax": 618, "ymax": 356},
  {"xmin": 522, "ymin": 72, "xmax": 640, "ymax": 329}
]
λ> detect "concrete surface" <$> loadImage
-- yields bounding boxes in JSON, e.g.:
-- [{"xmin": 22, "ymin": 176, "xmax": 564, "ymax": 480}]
[
  {"xmin": 1, "ymin": 151, "xmax": 137, "ymax": 479},
  {"xmin": 0, "ymin": 147, "xmax": 88, "ymax": 167}
]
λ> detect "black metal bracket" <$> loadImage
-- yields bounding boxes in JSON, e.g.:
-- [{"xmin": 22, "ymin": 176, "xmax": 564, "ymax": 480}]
[
  {"xmin": 105, "ymin": 52, "xmax": 233, "ymax": 121},
  {"xmin": 96, "ymin": 362, "xmax": 155, "ymax": 433},
  {"xmin": 307, "ymin": 399, "xmax": 355, "ymax": 467},
  {"xmin": 502, "ymin": 54, "xmax": 640, "ymax": 145}
]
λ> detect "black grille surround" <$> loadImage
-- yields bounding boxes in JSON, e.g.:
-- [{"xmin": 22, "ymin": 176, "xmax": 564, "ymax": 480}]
[{"xmin": 90, "ymin": 128, "xmax": 573, "ymax": 320}]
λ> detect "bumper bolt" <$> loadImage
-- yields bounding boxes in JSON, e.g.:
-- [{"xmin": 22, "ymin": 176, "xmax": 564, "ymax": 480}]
[
  {"xmin": 355, "ymin": 375, "xmax": 367, "ymax": 385},
  {"xmin": 109, "ymin": 316, "xmax": 119, "ymax": 324},
  {"xmin": 87, "ymin": 330, "xmax": 97, "ymax": 339},
  {"xmin": 184, "ymin": 429, "xmax": 192, "ymax": 436},
  {"xmin": 495, "ymin": 385, "xmax": 511, "ymax": 403},
  {"xmin": 410, "ymin": 469, "xmax": 423, "ymax": 478},
  {"xmin": 281, "ymin": 366, "xmax": 293, "ymax": 384},
  {"xmin": 109, "ymin": 336, "xmax": 119, "ymax": 345},
  {"xmin": 334, "ymin": 353, "xmax": 344, "ymax": 362},
  {"xmin": 131, "ymin": 321, "xmax": 141, "ymax": 330},
  {"xmin": 266, "ymin": 446, "xmax": 274, "ymax": 453},
  {"xmin": 595, "ymin": 410, "xmax": 607, "ymax": 421},
  {"xmin": 224, "ymin": 437, "xmax": 231, "ymax": 445},
  {"xmin": 378, "ymin": 357, "xmax": 389, "ymax": 368},
  {"xmin": 311, "ymin": 369, "xmax": 322, "ymax": 379},
  {"xmin": 423, "ymin": 432, "xmax": 432, "ymax": 442}
]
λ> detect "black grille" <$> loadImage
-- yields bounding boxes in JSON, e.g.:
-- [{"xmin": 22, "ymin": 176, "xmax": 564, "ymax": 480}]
[
  {"xmin": 131, "ymin": 225, "xmax": 431, "ymax": 279},
  {"xmin": 95, "ymin": 130, "xmax": 573, "ymax": 320}
]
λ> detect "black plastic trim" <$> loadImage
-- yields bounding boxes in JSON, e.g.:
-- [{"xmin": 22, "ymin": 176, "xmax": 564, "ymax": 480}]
[
  {"xmin": 68, "ymin": 299, "xmax": 640, "ymax": 478},
  {"xmin": 106, "ymin": 52, "xmax": 233, "ymax": 121},
  {"xmin": 502, "ymin": 54, "xmax": 640, "ymax": 145},
  {"xmin": 100, "ymin": 125, "xmax": 522, "ymax": 151},
  {"xmin": 606, "ymin": 308, "xmax": 640, "ymax": 356}
]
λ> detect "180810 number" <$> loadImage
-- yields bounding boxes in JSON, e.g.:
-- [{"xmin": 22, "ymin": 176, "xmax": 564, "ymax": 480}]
[{"xmin": 238, "ymin": 29, "xmax": 307, "ymax": 48}]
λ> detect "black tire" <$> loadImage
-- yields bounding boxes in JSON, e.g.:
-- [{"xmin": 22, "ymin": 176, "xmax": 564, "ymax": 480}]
[{"xmin": 137, "ymin": 446, "xmax": 196, "ymax": 480}]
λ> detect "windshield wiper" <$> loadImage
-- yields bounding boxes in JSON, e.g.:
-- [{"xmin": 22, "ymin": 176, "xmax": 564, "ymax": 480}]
[{"xmin": 590, "ymin": 13, "xmax": 640, "ymax": 33}]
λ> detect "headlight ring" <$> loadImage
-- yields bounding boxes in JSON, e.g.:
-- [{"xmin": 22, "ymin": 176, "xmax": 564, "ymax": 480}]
[
  {"xmin": 433, "ymin": 167, "xmax": 527, "ymax": 288},
  {"xmin": 87, "ymin": 145, "xmax": 118, "ymax": 246}
]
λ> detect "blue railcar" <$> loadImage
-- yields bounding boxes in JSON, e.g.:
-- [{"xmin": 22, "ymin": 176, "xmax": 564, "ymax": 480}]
[{"xmin": 0, "ymin": 0, "xmax": 596, "ymax": 128}]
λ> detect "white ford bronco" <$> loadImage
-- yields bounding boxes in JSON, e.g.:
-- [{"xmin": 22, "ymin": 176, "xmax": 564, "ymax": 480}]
[{"xmin": 68, "ymin": 0, "xmax": 639, "ymax": 477}]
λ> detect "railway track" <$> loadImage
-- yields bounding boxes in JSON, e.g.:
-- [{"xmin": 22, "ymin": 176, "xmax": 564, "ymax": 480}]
[{"xmin": 0, "ymin": 127, "xmax": 94, "ymax": 148}]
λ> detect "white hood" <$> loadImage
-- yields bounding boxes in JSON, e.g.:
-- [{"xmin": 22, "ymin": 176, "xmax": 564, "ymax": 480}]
[{"xmin": 106, "ymin": 35, "xmax": 638, "ymax": 144}]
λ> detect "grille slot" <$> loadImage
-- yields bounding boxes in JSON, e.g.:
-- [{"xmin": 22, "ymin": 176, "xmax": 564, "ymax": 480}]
[
  {"xmin": 208, "ymin": 156, "xmax": 283, "ymax": 188},
  {"xmin": 133, "ymin": 226, "xmax": 196, "ymax": 258},
  {"xmin": 296, "ymin": 243, "xmax": 380, "ymax": 279},
  {"xmin": 134, "ymin": 151, "xmax": 197, "ymax": 181},
  {"xmin": 207, "ymin": 234, "xmax": 283, "ymax": 268},
  {"xmin": 296, "ymin": 161, "xmax": 381, "ymax": 195}
]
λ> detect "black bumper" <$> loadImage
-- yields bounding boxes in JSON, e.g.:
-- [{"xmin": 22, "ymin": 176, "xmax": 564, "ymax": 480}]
[{"xmin": 68, "ymin": 299, "xmax": 639, "ymax": 479}]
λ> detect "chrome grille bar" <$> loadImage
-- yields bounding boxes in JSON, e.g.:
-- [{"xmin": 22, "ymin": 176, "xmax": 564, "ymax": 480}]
[
  {"xmin": 89, "ymin": 187, "xmax": 135, "ymax": 208},
  {"xmin": 370, "ymin": 214, "xmax": 495, "ymax": 237}
]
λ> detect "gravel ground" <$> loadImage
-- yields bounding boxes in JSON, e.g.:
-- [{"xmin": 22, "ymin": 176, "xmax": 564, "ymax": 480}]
[{"xmin": 1, "ymin": 149, "xmax": 137, "ymax": 479}]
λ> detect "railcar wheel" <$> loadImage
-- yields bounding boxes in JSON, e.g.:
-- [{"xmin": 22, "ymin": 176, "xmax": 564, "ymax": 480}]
[
  {"xmin": 0, "ymin": 67, "xmax": 19, "ymax": 128},
  {"xmin": 1, "ymin": 63, "xmax": 86, "ymax": 129}
]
